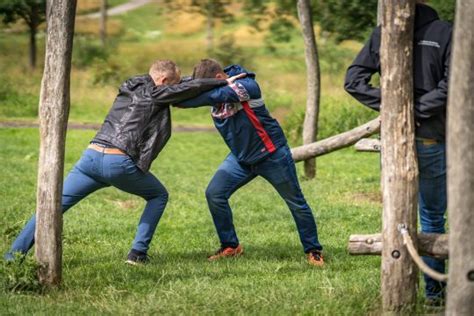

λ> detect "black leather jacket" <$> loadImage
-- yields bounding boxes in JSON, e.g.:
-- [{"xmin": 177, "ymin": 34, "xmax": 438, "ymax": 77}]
[{"xmin": 93, "ymin": 74, "xmax": 226, "ymax": 172}]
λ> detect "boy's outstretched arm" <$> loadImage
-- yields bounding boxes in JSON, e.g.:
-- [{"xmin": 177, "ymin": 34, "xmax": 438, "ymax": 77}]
[{"xmin": 175, "ymin": 74, "xmax": 255, "ymax": 109}]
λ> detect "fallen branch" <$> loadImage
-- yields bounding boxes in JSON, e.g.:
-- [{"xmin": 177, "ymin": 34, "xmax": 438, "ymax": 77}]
[
  {"xmin": 354, "ymin": 138, "xmax": 381, "ymax": 152},
  {"xmin": 348, "ymin": 232, "xmax": 448, "ymax": 259},
  {"xmin": 291, "ymin": 117, "xmax": 381, "ymax": 162}
]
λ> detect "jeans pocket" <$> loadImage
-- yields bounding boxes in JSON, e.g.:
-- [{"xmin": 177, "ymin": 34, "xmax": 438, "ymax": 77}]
[
  {"xmin": 260, "ymin": 149, "xmax": 292, "ymax": 185},
  {"xmin": 120, "ymin": 156, "xmax": 138, "ymax": 175}
]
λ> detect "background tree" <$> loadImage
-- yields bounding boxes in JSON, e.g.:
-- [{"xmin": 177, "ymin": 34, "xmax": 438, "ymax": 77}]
[
  {"xmin": 297, "ymin": 0, "xmax": 320, "ymax": 179},
  {"xmin": 164, "ymin": 0, "xmax": 233, "ymax": 54},
  {"xmin": 0, "ymin": 0, "xmax": 46, "ymax": 69},
  {"xmin": 100, "ymin": 0, "xmax": 107, "ymax": 46}
]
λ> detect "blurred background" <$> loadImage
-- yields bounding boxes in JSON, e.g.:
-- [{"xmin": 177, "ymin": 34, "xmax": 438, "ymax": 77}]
[{"xmin": 0, "ymin": 0, "xmax": 455, "ymax": 146}]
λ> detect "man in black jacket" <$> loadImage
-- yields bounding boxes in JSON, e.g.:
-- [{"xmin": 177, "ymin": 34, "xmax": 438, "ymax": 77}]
[
  {"xmin": 5, "ymin": 60, "xmax": 235, "ymax": 265},
  {"xmin": 344, "ymin": 2, "xmax": 451, "ymax": 305}
]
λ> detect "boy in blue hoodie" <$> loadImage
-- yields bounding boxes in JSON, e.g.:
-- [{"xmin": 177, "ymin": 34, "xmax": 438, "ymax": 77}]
[{"xmin": 177, "ymin": 59, "xmax": 324, "ymax": 266}]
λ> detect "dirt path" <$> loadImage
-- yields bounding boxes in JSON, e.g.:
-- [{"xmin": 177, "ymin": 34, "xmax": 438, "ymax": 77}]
[
  {"xmin": 0, "ymin": 120, "xmax": 215, "ymax": 133},
  {"xmin": 83, "ymin": 0, "xmax": 153, "ymax": 19}
]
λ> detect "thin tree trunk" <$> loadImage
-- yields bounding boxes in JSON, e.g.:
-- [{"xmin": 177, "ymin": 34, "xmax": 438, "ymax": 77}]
[
  {"xmin": 380, "ymin": 0, "xmax": 418, "ymax": 312},
  {"xmin": 297, "ymin": 0, "xmax": 320, "ymax": 179},
  {"xmin": 35, "ymin": 0, "xmax": 77, "ymax": 286},
  {"xmin": 377, "ymin": 0, "xmax": 383, "ymax": 26},
  {"xmin": 206, "ymin": 7, "xmax": 214, "ymax": 53},
  {"xmin": 29, "ymin": 25, "xmax": 37, "ymax": 70},
  {"xmin": 446, "ymin": 0, "xmax": 474, "ymax": 314},
  {"xmin": 100, "ymin": 0, "xmax": 107, "ymax": 46}
]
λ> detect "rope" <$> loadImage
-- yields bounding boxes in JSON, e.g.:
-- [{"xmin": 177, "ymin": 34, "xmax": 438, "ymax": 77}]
[{"xmin": 398, "ymin": 224, "xmax": 448, "ymax": 282}]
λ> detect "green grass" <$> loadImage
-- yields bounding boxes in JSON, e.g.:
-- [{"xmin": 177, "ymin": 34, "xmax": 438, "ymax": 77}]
[
  {"xmin": 0, "ymin": 3, "xmax": 432, "ymax": 314},
  {"xmin": 0, "ymin": 127, "xmax": 432, "ymax": 315}
]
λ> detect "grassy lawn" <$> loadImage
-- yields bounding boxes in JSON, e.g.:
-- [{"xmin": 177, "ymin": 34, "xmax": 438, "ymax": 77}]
[
  {"xmin": 0, "ymin": 128, "xmax": 430, "ymax": 314},
  {"xmin": 0, "ymin": 2, "xmax": 434, "ymax": 314}
]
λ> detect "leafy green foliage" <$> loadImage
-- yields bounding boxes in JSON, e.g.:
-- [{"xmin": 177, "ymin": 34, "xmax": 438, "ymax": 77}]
[
  {"xmin": 210, "ymin": 34, "xmax": 252, "ymax": 68},
  {"xmin": 428, "ymin": 0, "xmax": 456, "ymax": 22},
  {"xmin": 0, "ymin": 0, "xmax": 45, "ymax": 27},
  {"xmin": 314, "ymin": 0, "xmax": 377, "ymax": 42}
]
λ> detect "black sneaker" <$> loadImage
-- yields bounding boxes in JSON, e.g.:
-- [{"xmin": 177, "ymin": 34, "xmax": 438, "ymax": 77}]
[{"xmin": 126, "ymin": 249, "xmax": 149, "ymax": 265}]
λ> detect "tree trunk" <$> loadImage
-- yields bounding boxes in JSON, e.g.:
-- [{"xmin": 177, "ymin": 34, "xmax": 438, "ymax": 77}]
[
  {"xmin": 100, "ymin": 0, "xmax": 107, "ymax": 46},
  {"xmin": 446, "ymin": 0, "xmax": 474, "ymax": 314},
  {"xmin": 297, "ymin": 0, "xmax": 321, "ymax": 179},
  {"xmin": 291, "ymin": 117, "xmax": 380, "ymax": 162},
  {"xmin": 379, "ymin": 0, "xmax": 418, "ymax": 312},
  {"xmin": 206, "ymin": 4, "xmax": 214, "ymax": 53},
  {"xmin": 35, "ymin": 0, "xmax": 77, "ymax": 286},
  {"xmin": 377, "ymin": 0, "xmax": 383, "ymax": 26},
  {"xmin": 29, "ymin": 25, "xmax": 37, "ymax": 70}
]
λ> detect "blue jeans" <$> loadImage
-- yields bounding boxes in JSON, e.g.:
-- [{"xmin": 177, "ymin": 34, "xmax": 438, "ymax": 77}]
[
  {"xmin": 416, "ymin": 140, "xmax": 447, "ymax": 299},
  {"xmin": 5, "ymin": 148, "xmax": 168, "ymax": 259},
  {"xmin": 205, "ymin": 145, "xmax": 322, "ymax": 253}
]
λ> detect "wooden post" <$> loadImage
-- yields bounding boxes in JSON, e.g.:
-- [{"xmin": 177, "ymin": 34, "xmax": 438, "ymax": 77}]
[
  {"xmin": 379, "ymin": 0, "xmax": 418, "ymax": 312},
  {"xmin": 35, "ymin": 0, "xmax": 77, "ymax": 286},
  {"xmin": 297, "ymin": 0, "xmax": 321, "ymax": 179},
  {"xmin": 446, "ymin": 0, "xmax": 474, "ymax": 314}
]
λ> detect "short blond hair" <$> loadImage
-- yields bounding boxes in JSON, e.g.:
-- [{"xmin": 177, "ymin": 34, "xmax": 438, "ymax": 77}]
[{"xmin": 149, "ymin": 59, "xmax": 180, "ymax": 82}]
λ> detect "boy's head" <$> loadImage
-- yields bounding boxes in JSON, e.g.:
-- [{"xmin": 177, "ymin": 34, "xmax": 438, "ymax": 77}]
[
  {"xmin": 192, "ymin": 59, "xmax": 228, "ymax": 80},
  {"xmin": 149, "ymin": 60, "xmax": 181, "ymax": 86}
]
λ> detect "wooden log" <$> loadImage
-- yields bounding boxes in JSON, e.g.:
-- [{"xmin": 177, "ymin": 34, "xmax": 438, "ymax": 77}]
[
  {"xmin": 291, "ymin": 117, "xmax": 380, "ymax": 162},
  {"xmin": 348, "ymin": 233, "xmax": 448, "ymax": 259},
  {"xmin": 297, "ymin": 0, "xmax": 321, "ymax": 179},
  {"xmin": 446, "ymin": 0, "xmax": 474, "ymax": 314},
  {"xmin": 380, "ymin": 0, "xmax": 418, "ymax": 312},
  {"xmin": 354, "ymin": 138, "xmax": 380, "ymax": 152},
  {"xmin": 35, "ymin": 0, "xmax": 77, "ymax": 286}
]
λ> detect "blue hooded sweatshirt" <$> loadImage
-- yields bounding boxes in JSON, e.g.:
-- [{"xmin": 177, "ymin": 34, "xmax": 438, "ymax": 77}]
[{"xmin": 179, "ymin": 65, "xmax": 287, "ymax": 164}]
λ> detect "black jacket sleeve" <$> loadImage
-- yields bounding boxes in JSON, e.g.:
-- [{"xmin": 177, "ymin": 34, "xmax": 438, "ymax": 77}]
[
  {"xmin": 150, "ymin": 78, "xmax": 227, "ymax": 105},
  {"xmin": 414, "ymin": 33, "xmax": 452, "ymax": 120},
  {"xmin": 344, "ymin": 27, "xmax": 382, "ymax": 111}
]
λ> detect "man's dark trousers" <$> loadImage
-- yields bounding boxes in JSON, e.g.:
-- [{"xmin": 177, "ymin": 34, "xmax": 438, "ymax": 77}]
[
  {"xmin": 205, "ymin": 145, "xmax": 323, "ymax": 253},
  {"xmin": 417, "ymin": 139, "xmax": 447, "ymax": 299}
]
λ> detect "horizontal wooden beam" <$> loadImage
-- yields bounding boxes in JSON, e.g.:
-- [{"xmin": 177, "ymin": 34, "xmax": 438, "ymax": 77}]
[
  {"xmin": 354, "ymin": 138, "xmax": 381, "ymax": 152},
  {"xmin": 291, "ymin": 117, "xmax": 380, "ymax": 162},
  {"xmin": 348, "ymin": 232, "xmax": 448, "ymax": 259}
]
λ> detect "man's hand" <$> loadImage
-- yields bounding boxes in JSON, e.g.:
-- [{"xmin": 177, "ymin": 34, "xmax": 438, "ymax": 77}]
[{"xmin": 226, "ymin": 73, "xmax": 246, "ymax": 84}]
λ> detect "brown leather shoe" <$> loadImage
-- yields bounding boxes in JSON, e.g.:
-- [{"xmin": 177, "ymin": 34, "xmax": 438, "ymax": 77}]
[
  {"xmin": 208, "ymin": 245, "xmax": 243, "ymax": 261},
  {"xmin": 307, "ymin": 251, "xmax": 324, "ymax": 267}
]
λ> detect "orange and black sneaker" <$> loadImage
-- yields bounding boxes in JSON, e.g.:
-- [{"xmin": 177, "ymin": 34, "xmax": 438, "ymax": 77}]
[
  {"xmin": 307, "ymin": 250, "xmax": 324, "ymax": 267},
  {"xmin": 208, "ymin": 245, "xmax": 243, "ymax": 261}
]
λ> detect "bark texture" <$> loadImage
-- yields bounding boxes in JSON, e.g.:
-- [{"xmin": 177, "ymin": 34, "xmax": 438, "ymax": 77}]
[
  {"xmin": 446, "ymin": 0, "xmax": 474, "ymax": 314},
  {"xmin": 354, "ymin": 138, "xmax": 381, "ymax": 152},
  {"xmin": 297, "ymin": 0, "xmax": 320, "ymax": 179},
  {"xmin": 348, "ymin": 233, "xmax": 448, "ymax": 259},
  {"xmin": 380, "ymin": 0, "xmax": 418, "ymax": 312},
  {"xmin": 35, "ymin": 0, "xmax": 77, "ymax": 286},
  {"xmin": 291, "ymin": 117, "xmax": 380, "ymax": 162}
]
